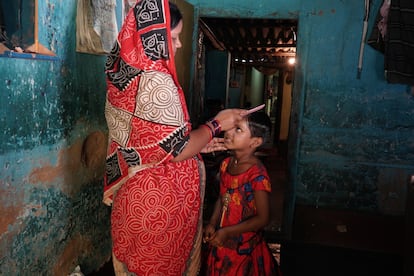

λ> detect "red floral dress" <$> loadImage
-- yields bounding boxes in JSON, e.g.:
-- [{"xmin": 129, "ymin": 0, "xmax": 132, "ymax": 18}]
[{"xmin": 206, "ymin": 157, "xmax": 279, "ymax": 276}]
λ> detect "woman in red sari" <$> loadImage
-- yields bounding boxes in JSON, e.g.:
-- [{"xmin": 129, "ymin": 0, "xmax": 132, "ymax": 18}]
[
  {"xmin": 103, "ymin": 1, "xmax": 245, "ymax": 275},
  {"xmin": 204, "ymin": 112, "xmax": 280, "ymax": 276}
]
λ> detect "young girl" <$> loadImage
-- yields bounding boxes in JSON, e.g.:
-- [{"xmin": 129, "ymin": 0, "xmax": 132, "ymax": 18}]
[{"xmin": 204, "ymin": 111, "xmax": 280, "ymax": 276}]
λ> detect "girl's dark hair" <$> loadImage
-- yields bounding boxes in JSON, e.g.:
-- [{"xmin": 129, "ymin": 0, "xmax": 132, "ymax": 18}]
[
  {"xmin": 246, "ymin": 112, "xmax": 272, "ymax": 144},
  {"xmin": 169, "ymin": 2, "xmax": 182, "ymax": 29}
]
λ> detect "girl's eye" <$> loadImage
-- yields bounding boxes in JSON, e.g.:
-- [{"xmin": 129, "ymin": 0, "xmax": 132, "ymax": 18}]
[{"xmin": 236, "ymin": 127, "xmax": 242, "ymax": 132}]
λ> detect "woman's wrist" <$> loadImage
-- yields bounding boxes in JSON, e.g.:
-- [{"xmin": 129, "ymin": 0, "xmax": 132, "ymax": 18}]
[
  {"xmin": 199, "ymin": 124, "xmax": 213, "ymax": 141},
  {"xmin": 205, "ymin": 118, "xmax": 222, "ymax": 137}
]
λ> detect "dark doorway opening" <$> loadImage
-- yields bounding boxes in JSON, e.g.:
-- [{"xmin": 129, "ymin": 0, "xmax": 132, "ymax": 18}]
[{"xmin": 196, "ymin": 17, "xmax": 298, "ymax": 242}]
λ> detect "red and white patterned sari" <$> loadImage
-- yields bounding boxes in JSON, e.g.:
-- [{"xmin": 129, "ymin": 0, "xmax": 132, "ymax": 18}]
[{"xmin": 103, "ymin": 0, "xmax": 204, "ymax": 274}]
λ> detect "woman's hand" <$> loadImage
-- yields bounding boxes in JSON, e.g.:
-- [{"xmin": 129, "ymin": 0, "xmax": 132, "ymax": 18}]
[
  {"xmin": 200, "ymin": 137, "xmax": 226, "ymax": 153},
  {"xmin": 213, "ymin": 109, "xmax": 245, "ymax": 132}
]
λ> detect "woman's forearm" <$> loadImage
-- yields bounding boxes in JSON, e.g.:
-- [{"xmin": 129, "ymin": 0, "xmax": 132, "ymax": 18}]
[
  {"xmin": 171, "ymin": 126, "xmax": 211, "ymax": 162},
  {"xmin": 171, "ymin": 108, "xmax": 245, "ymax": 162}
]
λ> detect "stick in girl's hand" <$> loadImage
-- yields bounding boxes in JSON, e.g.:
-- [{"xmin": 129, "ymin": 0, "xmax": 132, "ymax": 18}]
[{"xmin": 242, "ymin": 104, "xmax": 265, "ymax": 116}]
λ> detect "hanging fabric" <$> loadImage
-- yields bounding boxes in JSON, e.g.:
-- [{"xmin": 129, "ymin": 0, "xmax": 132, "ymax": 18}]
[
  {"xmin": 384, "ymin": 0, "xmax": 414, "ymax": 85},
  {"xmin": 367, "ymin": 0, "xmax": 391, "ymax": 53},
  {"xmin": 76, "ymin": 0, "xmax": 118, "ymax": 54},
  {"xmin": 91, "ymin": 0, "xmax": 118, "ymax": 53},
  {"xmin": 368, "ymin": 0, "xmax": 414, "ymax": 86}
]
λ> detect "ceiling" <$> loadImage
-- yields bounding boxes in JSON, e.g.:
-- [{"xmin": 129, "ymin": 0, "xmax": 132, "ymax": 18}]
[{"xmin": 199, "ymin": 17, "xmax": 297, "ymax": 68}]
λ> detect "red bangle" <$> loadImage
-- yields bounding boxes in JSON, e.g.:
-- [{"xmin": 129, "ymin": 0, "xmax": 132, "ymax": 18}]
[{"xmin": 200, "ymin": 124, "xmax": 213, "ymax": 141}]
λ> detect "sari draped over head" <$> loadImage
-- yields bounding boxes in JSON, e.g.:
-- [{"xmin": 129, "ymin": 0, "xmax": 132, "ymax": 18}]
[{"xmin": 103, "ymin": 0, "xmax": 205, "ymax": 274}]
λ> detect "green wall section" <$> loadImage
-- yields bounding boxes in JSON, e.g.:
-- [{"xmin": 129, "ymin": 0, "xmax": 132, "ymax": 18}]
[
  {"xmin": 1, "ymin": 0, "xmax": 414, "ymax": 274},
  {"xmin": 0, "ymin": 1, "xmax": 111, "ymax": 275}
]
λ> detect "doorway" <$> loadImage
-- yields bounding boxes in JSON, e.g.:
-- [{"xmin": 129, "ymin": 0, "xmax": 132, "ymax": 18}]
[{"xmin": 196, "ymin": 17, "xmax": 298, "ymax": 241}]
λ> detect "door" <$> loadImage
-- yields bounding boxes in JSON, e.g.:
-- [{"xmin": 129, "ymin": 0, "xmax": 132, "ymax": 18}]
[{"xmin": 171, "ymin": 0, "xmax": 194, "ymax": 103}]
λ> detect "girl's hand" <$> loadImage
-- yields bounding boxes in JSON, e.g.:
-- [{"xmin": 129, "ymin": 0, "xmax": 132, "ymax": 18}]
[
  {"xmin": 200, "ymin": 137, "xmax": 226, "ymax": 153},
  {"xmin": 203, "ymin": 223, "xmax": 216, "ymax": 243},
  {"xmin": 209, "ymin": 228, "xmax": 228, "ymax": 247}
]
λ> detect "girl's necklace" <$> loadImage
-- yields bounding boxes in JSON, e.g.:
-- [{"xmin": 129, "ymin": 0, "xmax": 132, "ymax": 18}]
[
  {"xmin": 233, "ymin": 158, "xmax": 238, "ymax": 167},
  {"xmin": 232, "ymin": 156, "xmax": 247, "ymax": 167}
]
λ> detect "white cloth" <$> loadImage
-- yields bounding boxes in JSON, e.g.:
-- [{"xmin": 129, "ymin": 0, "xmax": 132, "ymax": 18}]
[{"xmin": 92, "ymin": 0, "xmax": 118, "ymax": 53}]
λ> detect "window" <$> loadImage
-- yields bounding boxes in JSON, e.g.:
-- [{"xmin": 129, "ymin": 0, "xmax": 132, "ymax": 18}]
[{"xmin": 0, "ymin": 0, "xmax": 57, "ymax": 59}]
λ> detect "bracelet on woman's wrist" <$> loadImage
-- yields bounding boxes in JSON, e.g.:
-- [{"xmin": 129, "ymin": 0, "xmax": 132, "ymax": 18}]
[{"xmin": 205, "ymin": 118, "xmax": 222, "ymax": 137}]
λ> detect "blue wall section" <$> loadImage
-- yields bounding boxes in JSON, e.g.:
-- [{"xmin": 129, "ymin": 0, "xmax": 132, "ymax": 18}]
[
  {"xmin": 190, "ymin": 0, "xmax": 414, "ymax": 213},
  {"xmin": 0, "ymin": 1, "xmax": 111, "ymax": 275}
]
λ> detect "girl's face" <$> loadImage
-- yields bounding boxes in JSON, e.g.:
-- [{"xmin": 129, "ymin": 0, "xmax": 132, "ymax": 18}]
[
  {"xmin": 223, "ymin": 119, "xmax": 252, "ymax": 150},
  {"xmin": 171, "ymin": 20, "xmax": 183, "ymax": 56}
]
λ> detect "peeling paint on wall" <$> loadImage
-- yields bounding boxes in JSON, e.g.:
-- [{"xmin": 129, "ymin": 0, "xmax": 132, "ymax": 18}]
[
  {"xmin": 0, "ymin": 184, "xmax": 24, "ymax": 235},
  {"xmin": 0, "ymin": 1, "xmax": 110, "ymax": 273},
  {"xmin": 29, "ymin": 131, "xmax": 107, "ymax": 196}
]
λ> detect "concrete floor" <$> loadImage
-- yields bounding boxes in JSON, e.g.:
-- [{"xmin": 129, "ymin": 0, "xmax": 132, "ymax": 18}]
[
  {"xmin": 280, "ymin": 241, "xmax": 403, "ymax": 276},
  {"xmin": 88, "ymin": 243, "xmax": 403, "ymax": 276}
]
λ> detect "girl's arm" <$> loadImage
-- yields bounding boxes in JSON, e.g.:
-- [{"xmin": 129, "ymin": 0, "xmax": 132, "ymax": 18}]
[
  {"xmin": 204, "ymin": 196, "xmax": 223, "ymax": 242},
  {"xmin": 209, "ymin": 196, "xmax": 223, "ymax": 227},
  {"xmin": 214, "ymin": 190, "xmax": 270, "ymax": 242}
]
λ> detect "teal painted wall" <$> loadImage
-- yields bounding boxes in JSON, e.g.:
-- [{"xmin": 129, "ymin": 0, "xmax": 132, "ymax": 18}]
[
  {"xmin": 0, "ymin": 1, "xmax": 111, "ymax": 275},
  {"xmin": 1, "ymin": 0, "xmax": 414, "ymax": 274},
  {"xmin": 190, "ymin": 0, "xmax": 414, "ymax": 214}
]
